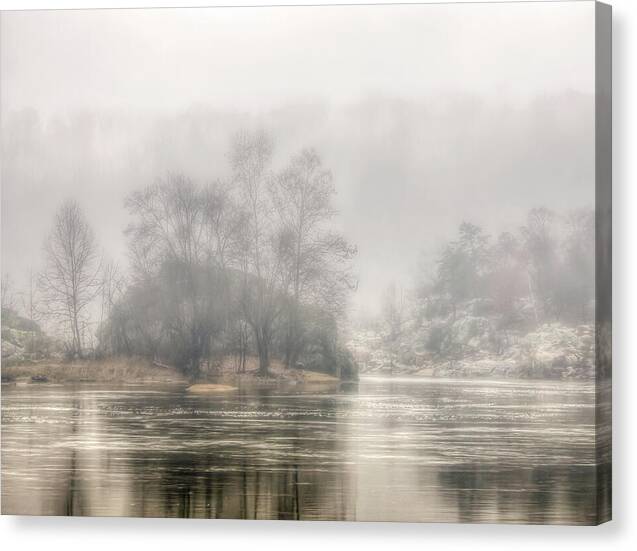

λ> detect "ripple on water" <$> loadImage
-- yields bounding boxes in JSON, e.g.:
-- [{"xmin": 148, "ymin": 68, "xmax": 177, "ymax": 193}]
[{"xmin": 1, "ymin": 377, "xmax": 605, "ymax": 523}]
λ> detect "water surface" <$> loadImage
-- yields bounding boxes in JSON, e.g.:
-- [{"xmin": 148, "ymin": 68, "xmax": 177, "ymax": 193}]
[{"xmin": 1, "ymin": 376, "xmax": 610, "ymax": 523}]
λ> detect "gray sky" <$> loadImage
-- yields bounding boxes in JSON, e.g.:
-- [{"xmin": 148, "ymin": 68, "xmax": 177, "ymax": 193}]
[{"xmin": 1, "ymin": 2, "xmax": 596, "ymax": 315}]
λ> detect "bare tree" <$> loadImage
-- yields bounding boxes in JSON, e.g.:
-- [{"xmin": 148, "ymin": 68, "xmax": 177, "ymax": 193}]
[
  {"xmin": 271, "ymin": 148, "xmax": 357, "ymax": 368},
  {"xmin": 113, "ymin": 134, "xmax": 356, "ymax": 379},
  {"xmin": 200, "ymin": 181, "xmax": 251, "ymax": 372},
  {"xmin": 382, "ymin": 282, "xmax": 405, "ymax": 372},
  {"xmin": 231, "ymin": 130, "xmax": 285, "ymax": 376},
  {"xmin": 126, "ymin": 174, "xmax": 212, "ymax": 374},
  {"xmin": 521, "ymin": 207, "xmax": 556, "ymax": 322},
  {"xmin": 20, "ymin": 268, "xmax": 43, "ymax": 354},
  {"xmin": 125, "ymin": 173, "xmax": 207, "ymax": 277},
  {"xmin": 97, "ymin": 260, "xmax": 127, "ymax": 355},
  {"xmin": 1, "ymin": 272, "xmax": 16, "ymax": 311},
  {"xmin": 201, "ymin": 180, "xmax": 246, "ymax": 269},
  {"xmin": 39, "ymin": 200, "xmax": 101, "ymax": 358}
]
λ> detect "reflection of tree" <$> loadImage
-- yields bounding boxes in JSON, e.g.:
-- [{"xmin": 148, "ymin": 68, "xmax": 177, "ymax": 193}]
[
  {"xmin": 148, "ymin": 456, "xmax": 330, "ymax": 520},
  {"xmin": 526, "ymin": 466, "xmax": 555, "ymax": 524},
  {"xmin": 437, "ymin": 465, "xmax": 485, "ymax": 523},
  {"xmin": 63, "ymin": 399, "xmax": 82, "ymax": 516},
  {"xmin": 87, "ymin": 385, "xmax": 355, "ymax": 520},
  {"xmin": 435, "ymin": 463, "xmax": 599, "ymax": 525}
]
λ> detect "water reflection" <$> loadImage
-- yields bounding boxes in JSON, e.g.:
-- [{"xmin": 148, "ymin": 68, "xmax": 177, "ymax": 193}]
[{"xmin": 1, "ymin": 377, "xmax": 610, "ymax": 523}]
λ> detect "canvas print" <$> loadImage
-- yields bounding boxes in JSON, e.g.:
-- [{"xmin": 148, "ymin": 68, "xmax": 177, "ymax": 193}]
[{"xmin": 0, "ymin": 2, "xmax": 611, "ymax": 524}]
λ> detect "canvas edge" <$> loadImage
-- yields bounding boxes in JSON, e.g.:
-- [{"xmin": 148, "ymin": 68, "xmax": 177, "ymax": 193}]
[{"xmin": 594, "ymin": 0, "xmax": 612, "ymax": 526}]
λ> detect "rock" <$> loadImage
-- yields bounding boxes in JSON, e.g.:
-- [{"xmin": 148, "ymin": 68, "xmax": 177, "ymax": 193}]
[{"xmin": 186, "ymin": 384, "xmax": 238, "ymax": 393}]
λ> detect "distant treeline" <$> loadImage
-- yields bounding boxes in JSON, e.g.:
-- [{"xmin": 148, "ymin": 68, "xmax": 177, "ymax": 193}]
[
  {"xmin": 369, "ymin": 207, "xmax": 598, "ymax": 379},
  {"xmin": 3, "ymin": 130, "xmax": 358, "ymax": 380},
  {"xmin": 422, "ymin": 207, "xmax": 594, "ymax": 328}
]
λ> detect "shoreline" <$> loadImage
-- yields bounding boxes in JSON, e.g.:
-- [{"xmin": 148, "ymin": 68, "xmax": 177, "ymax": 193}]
[
  {"xmin": 358, "ymin": 368, "xmax": 596, "ymax": 382},
  {"xmin": 2, "ymin": 358, "xmax": 598, "ymax": 386},
  {"xmin": 0, "ymin": 357, "xmax": 343, "ymax": 387},
  {"xmin": 0, "ymin": 358, "xmax": 187, "ymax": 385},
  {"xmin": 358, "ymin": 372, "xmax": 602, "ymax": 385}
]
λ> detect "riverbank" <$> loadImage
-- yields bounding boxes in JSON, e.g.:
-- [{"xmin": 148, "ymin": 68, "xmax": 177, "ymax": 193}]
[
  {"xmin": 1, "ymin": 355, "xmax": 342, "ymax": 386},
  {"xmin": 1, "ymin": 358, "xmax": 188, "ymax": 384},
  {"xmin": 350, "ymin": 322, "xmax": 596, "ymax": 381},
  {"xmin": 196, "ymin": 356, "xmax": 342, "ymax": 386}
]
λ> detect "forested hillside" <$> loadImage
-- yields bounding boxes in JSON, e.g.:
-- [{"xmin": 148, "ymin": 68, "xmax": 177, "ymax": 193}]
[{"xmin": 351, "ymin": 208, "xmax": 598, "ymax": 380}]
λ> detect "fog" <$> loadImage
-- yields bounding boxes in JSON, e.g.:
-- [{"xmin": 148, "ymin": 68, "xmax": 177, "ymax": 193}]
[{"xmin": 1, "ymin": 3, "xmax": 595, "ymax": 315}]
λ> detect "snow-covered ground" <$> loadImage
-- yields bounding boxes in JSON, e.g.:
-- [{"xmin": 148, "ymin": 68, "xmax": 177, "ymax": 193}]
[{"xmin": 348, "ymin": 321, "xmax": 595, "ymax": 380}]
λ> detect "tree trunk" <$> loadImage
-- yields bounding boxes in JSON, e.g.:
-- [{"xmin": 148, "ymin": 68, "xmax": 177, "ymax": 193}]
[
  {"xmin": 285, "ymin": 303, "xmax": 303, "ymax": 369},
  {"xmin": 72, "ymin": 312, "xmax": 83, "ymax": 359},
  {"xmin": 258, "ymin": 342, "xmax": 269, "ymax": 376},
  {"xmin": 255, "ymin": 328, "xmax": 270, "ymax": 376}
]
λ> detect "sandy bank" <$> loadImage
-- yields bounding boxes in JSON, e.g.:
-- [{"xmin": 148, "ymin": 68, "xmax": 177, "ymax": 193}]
[{"xmin": 187, "ymin": 383, "xmax": 238, "ymax": 393}]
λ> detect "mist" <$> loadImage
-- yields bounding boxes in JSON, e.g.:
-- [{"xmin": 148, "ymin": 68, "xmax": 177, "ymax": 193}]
[{"xmin": 1, "ymin": 3, "xmax": 595, "ymax": 315}]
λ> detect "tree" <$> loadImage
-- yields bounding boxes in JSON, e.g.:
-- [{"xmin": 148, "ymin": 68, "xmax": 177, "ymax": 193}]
[
  {"xmin": 230, "ymin": 130, "xmax": 283, "ymax": 376},
  {"xmin": 125, "ymin": 174, "xmax": 232, "ymax": 375},
  {"xmin": 436, "ymin": 222, "xmax": 490, "ymax": 318},
  {"xmin": 1, "ymin": 272, "xmax": 16, "ymax": 311},
  {"xmin": 201, "ymin": 181, "xmax": 250, "ymax": 372},
  {"xmin": 39, "ymin": 200, "xmax": 101, "ymax": 358},
  {"xmin": 125, "ymin": 173, "xmax": 206, "ymax": 278},
  {"xmin": 271, "ymin": 148, "xmax": 356, "ymax": 369},
  {"xmin": 97, "ymin": 261, "xmax": 126, "ymax": 356},
  {"xmin": 19, "ymin": 268, "xmax": 43, "ymax": 355},
  {"xmin": 520, "ymin": 207, "xmax": 557, "ymax": 321},
  {"xmin": 488, "ymin": 232, "xmax": 526, "ymax": 324},
  {"xmin": 110, "ymin": 132, "xmax": 357, "ymax": 380},
  {"xmin": 382, "ymin": 283, "xmax": 405, "ymax": 371},
  {"xmin": 557, "ymin": 209, "xmax": 595, "ymax": 322}
]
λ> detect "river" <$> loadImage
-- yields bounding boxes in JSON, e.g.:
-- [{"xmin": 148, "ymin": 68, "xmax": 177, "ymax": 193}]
[{"xmin": 1, "ymin": 376, "xmax": 610, "ymax": 524}]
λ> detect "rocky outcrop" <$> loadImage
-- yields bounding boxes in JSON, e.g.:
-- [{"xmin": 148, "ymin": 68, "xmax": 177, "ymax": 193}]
[
  {"xmin": 350, "ymin": 320, "xmax": 595, "ymax": 380},
  {"xmin": 1, "ymin": 308, "xmax": 55, "ymax": 366}
]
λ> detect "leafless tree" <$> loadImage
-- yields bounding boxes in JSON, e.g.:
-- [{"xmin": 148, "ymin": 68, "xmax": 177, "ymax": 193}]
[
  {"xmin": 126, "ymin": 174, "xmax": 211, "ymax": 374},
  {"xmin": 19, "ymin": 268, "xmax": 43, "ymax": 353},
  {"xmin": 200, "ymin": 181, "xmax": 250, "ymax": 371},
  {"xmin": 39, "ymin": 200, "xmax": 101, "ymax": 358},
  {"xmin": 231, "ymin": 130, "xmax": 285, "ymax": 376},
  {"xmin": 382, "ymin": 282, "xmax": 405, "ymax": 371},
  {"xmin": 97, "ymin": 260, "xmax": 127, "ymax": 355},
  {"xmin": 22, "ymin": 269, "xmax": 40, "ymax": 321},
  {"xmin": 521, "ymin": 207, "xmax": 556, "ymax": 322},
  {"xmin": 1, "ymin": 272, "xmax": 16, "ymax": 311},
  {"xmin": 115, "ymin": 133, "xmax": 357, "ymax": 379},
  {"xmin": 271, "ymin": 148, "xmax": 356, "ymax": 368},
  {"xmin": 125, "ymin": 173, "xmax": 207, "ymax": 277},
  {"xmin": 125, "ymin": 174, "xmax": 244, "ymax": 374},
  {"xmin": 201, "ymin": 180, "xmax": 246, "ymax": 269}
]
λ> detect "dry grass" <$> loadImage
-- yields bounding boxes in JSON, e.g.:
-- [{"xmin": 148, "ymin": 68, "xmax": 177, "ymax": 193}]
[
  {"xmin": 210, "ymin": 355, "xmax": 340, "ymax": 384},
  {"xmin": 1, "ymin": 355, "xmax": 341, "ymax": 387},
  {"xmin": 1, "ymin": 358, "xmax": 187, "ymax": 384},
  {"xmin": 214, "ymin": 355, "xmax": 286, "ymax": 374}
]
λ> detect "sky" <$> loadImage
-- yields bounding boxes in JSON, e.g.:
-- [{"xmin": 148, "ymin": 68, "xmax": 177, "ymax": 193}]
[{"xmin": 1, "ymin": 2, "xmax": 596, "ymax": 316}]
